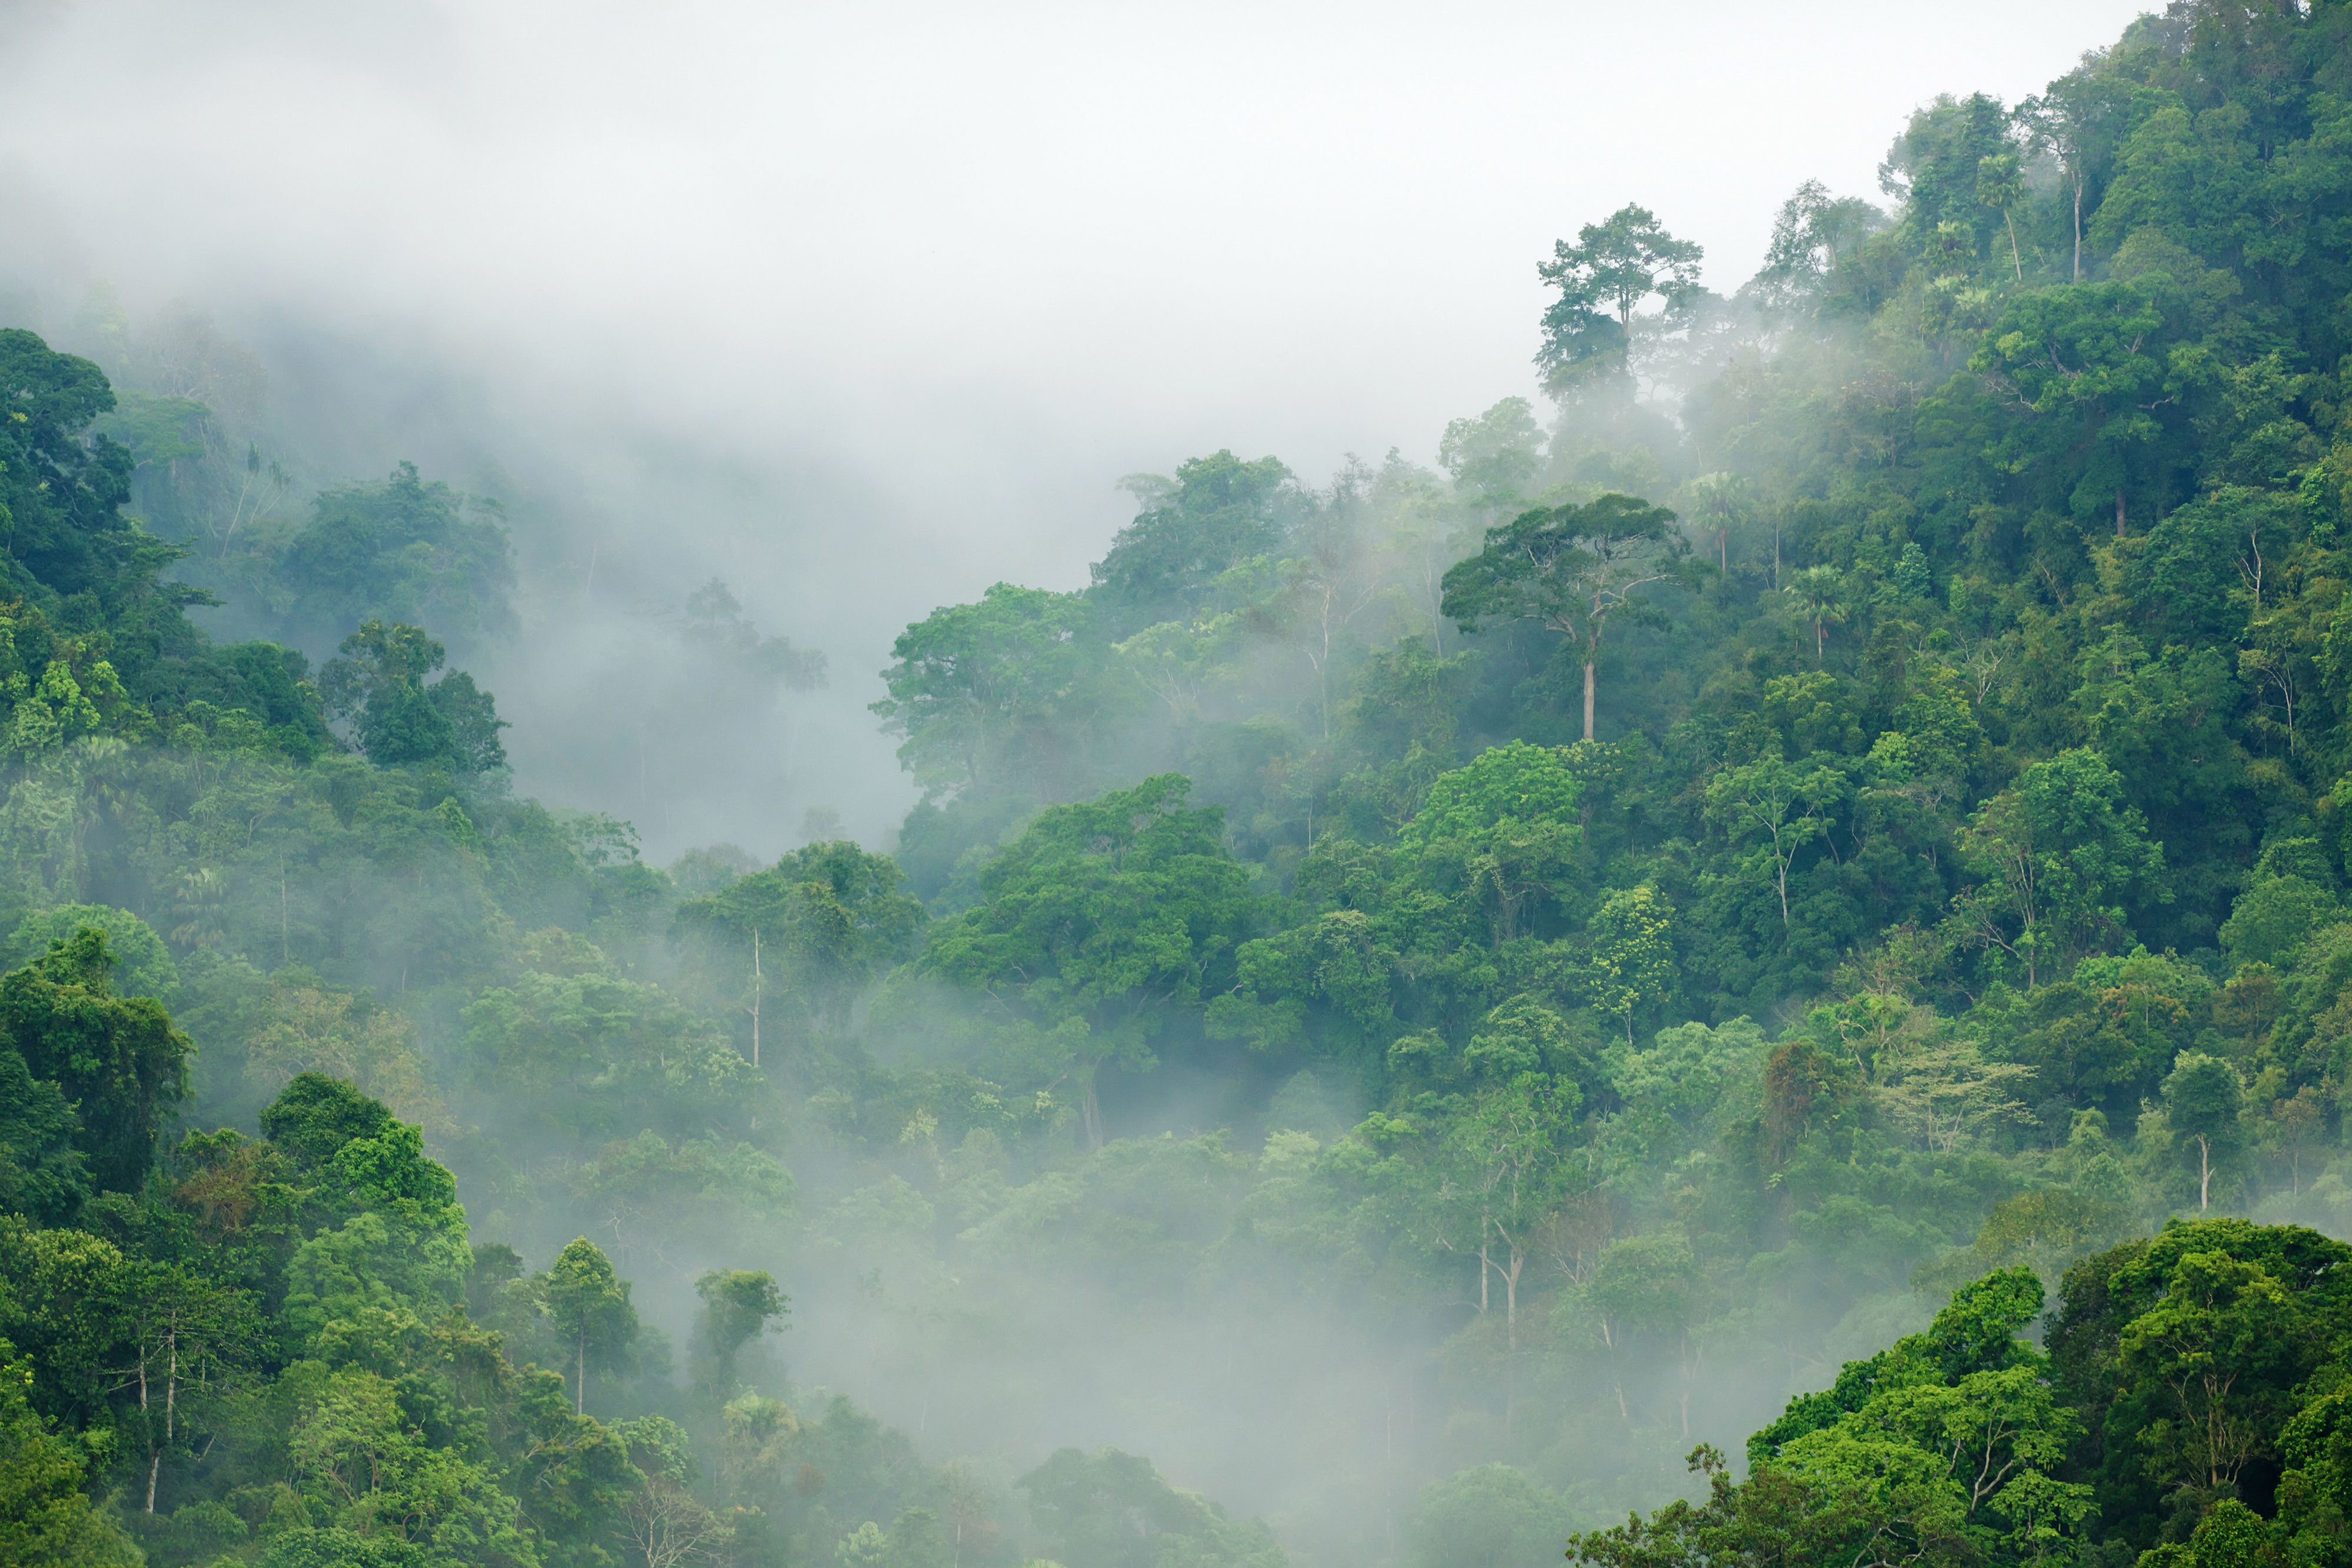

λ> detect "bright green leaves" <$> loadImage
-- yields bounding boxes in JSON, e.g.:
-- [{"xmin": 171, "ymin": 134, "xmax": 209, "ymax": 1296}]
[
  {"xmin": 1091, "ymin": 450, "xmax": 1299, "ymax": 635},
  {"xmin": 1705, "ymin": 754, "xmax": 1849, "ymax": 931},
  {"xmin": 1583, "ymin": 1271, "xmax": 2090, "ymax": 1567},
  {"xmin": 1401, "ymin": 740, "xmax": 1584, "ymax": 947},
  {"xmin": 1583, "ymin": 885, "xmax": 1674, "ymax": 1045},
  {"xmin": 1635, "ymin": 1269, "xmax": 2094, "ymax": 1567},
  {"xmin": 541, "ymin": 1237, "xmax": 638, "ymax": 1417},
  {"xmin": 282, "ymin": 1362, "xmax": 540, "ymax": 1567},
  {"xmin": 871, "ymin": 583, "xmax": 1098, "ymax": 801},
  {"xmin": 2120, "ymin": 1247, "xmax": 2295, "ymax": 1488},
  {"xmin": 0, "ymin": 1340, "xmax": 141, "ymax": 1567},
  {"xmin": 259, "ymin": 1074, "xmax": 468, "ymax": 1352}
]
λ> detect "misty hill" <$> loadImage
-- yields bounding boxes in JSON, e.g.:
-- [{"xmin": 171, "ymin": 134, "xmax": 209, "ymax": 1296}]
[{"xmin": 14, "ymin": 4, "xmax": 2352, "ymax": 1568}]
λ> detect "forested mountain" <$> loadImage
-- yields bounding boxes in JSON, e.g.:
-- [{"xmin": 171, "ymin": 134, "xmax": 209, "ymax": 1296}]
[{"xmin": 16, "ymin": 3, "xmax": 2352, "ymax": 1567}]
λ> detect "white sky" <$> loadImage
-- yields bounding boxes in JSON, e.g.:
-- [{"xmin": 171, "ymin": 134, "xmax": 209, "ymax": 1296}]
[
  {"xmin": 5, "ymin": 1, "xmax": 2151, "ymax": 496},
  {"xmin": 0, "ymin": 0, "xmax": 2154, "ymax": 840}
]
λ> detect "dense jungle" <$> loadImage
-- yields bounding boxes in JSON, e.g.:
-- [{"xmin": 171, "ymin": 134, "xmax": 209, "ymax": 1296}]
[{"xmin": 21, "ymin": 3, "xmax": 2352, "ymax": 1567}]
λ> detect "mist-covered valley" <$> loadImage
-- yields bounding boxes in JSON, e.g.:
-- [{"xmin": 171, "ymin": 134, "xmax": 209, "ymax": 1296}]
[{"xmin": 21, "ymin": 4, "xmax": 2352, "ymax": 1568}]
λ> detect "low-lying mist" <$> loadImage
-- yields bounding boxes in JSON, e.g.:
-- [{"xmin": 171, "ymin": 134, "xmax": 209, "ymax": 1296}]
[{"xmin": 15, "ymin": 6, "xmax": 2323, "ymax": 1568}]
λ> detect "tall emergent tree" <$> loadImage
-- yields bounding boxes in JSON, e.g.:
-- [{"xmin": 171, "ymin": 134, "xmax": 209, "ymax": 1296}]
[
  {"xmin": 1441, "ymin": 493, "xmax": 1690, "ymax": 741},
  {"xmin": 541, "ymin": 1236, "xmax": 638, "ymax": 1416},
  {"xmin": 1535, "ymin": 204, "xmax": 1704, "ymax": 388}
]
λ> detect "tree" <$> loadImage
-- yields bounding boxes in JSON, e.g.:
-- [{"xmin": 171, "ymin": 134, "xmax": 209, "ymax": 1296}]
[
  {"xmin": 1584, "ymin": 884, "xmax": 1674, "ymax": 1045},
  {"xmin": 1398, "ymin": 741, "xmax": 1585, "ymax": 946},
  {"xmin": 1435, "ymin": 1068, "xmax": 1583, "ymax": 1428},
  {"xmin": 1977, "ymin": 151, "xmax": 2025, "ymax": 281},
  {"xmin": 540, "ymin": 1237, "xmax": 638, "ymax": 1416},
  {"xmin": 2162, "ymin": 1052, "xmax": 2245, "ymax": 1212},
  {"xmin": 920, "ymin": 775, "xmax": 1260, "ymax": 1147},
  {"xmin": 1969, "ymin": 265, "xmax": 2208, "ymax": 538},
  {"xmin": 108, "ymin": 1261, "xmax": 259, "ymax": 1513},
  {"xmin": 1705, "ymin": 756, "xmax": 1847, "ymax": 931},
  {"xmin": 2022, "ymin": 65, "xmax": 2130, "ymax": 282},
  {"xmin": 869, "ymin": 584, "xmax": 1097, "ymax": 801},
  {"xmin": 1586, "ymin": 1230, "xmax": 1699, "ymax": 1425},
  {"xmin": 1406, "ymin": 1464, "xmax": 1571, "ymax": 1568},
  {"xmin": 693, "ymin": 1269, "xmax": 787, "ymax": 1396},
  {"xmin": 1536, "ymin": 205, "xmax": 1704, "ymax": 387},
  {"xmin": 0, "ymin": 927, "xmax": 192, "ymax": 1194},
  {"xmin": 679, "ymin": 578, "xmax": 828, "ymax": 690},
  {"xmin": 675, "ymin": 841, "xmax": 924, "ymax": 1062},
  {"xmin": 1020, "ymin": 1447, "xmax": 1284, "ymax": 1568},
  {"xmin": 0, "ymin": 329, "xmax": 173, "ymax": 608},
  {"xmin": 273, "ymin": 460, "xmax": 516, "ymax": 654},
  {"xmin": 318, "ymin": 618, "xmax": 508, "ymax": 772},
  {"xmin": 1781, "ymin": 566, "xmax": 1847, "ymax": 664},
  {"xmin": 1951, "ymin": 749, "xmax": 2165, "ymax": 987},
  {"xmin": 1091, "ymin": 450, "xmax": 1296, "ymax": 633},
  {"xmin": 2117, "ymin": 1247, "xmax": 2290, "ymax": 1490},
  {"xmin": 1441, "ymin": 493, "xmax": 1689, "ymax": 740},
  {"xmin": 1681, "ymin": 472, "xmax": 1750, "ymax": 574},
  {"xmin": 1438, "ymin": 398, "xmax": 1546, "ymax": 507},
  {"xmin": 1753, "ymin": 180, "xmax": 1884, "ymax": 315},
  {"xmin": 0, "ymin": 1345, "xmax": 141, "ymax": 1567}
]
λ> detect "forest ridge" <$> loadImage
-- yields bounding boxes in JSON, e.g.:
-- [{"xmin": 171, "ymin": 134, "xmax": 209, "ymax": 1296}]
[{"xmin": 12, "ymin": 5, "xmax": 2352, "ymax": 1568}]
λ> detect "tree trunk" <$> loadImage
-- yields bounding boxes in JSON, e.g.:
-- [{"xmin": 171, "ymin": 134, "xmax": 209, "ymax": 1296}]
[
  {"xmin": 2199, "ymin": 1135, "xmax": 2212, "ymax": 1211},
  {"xmin": 1582, "ymin": 660, "xmax": 1596, "ymax": 743},
  {"xmin": 2073, "ymin": 177, "xmax": 2083, "ymax": 282},
  {"xmin": 578, "ymin": 1331, "xmax": 587, "ymax": 1416},
  {"xmin": 150, "ymin": 1322, "xmax": 177, "ymax": 1514},
  {"xmin": 1081, "ymin": 1071, "xmax": 1105, "ymax": 1151},
  {"xmin": 137, "ymin": 1345, "xmax": 153, "ymax": 1511},
  {"xmin": 1502, "ymin": 1241, "xmax": 1521, "ymax": 1438},
  {"xmin": 2005, "ymin": 209, "xmax": 2021, "ymax": 281},
  {"xmin": 2116, "ymin": 489, "xmax": 2127, "ymax": 538}
]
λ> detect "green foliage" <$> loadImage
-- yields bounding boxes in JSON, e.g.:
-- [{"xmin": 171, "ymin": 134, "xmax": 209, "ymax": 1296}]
[
  {"xmin": 920, "ymin": 774, "xmax": 1260, "ymax": 1145},
  {"xmin": 271, "ymin": 461, "xmax": 516, "ymax": 655},
  {"xmin": 1092, "ymin": 452, "xmax": 1299, "ymax": 634},
  {"xmin": 0, "ymin": 1345, "xmax": 141, "ymax": 1566},
  {"xmin": 1020, "ymin": 1448, "xmax": 1284, "ymax": 1568},
  {"xmin": 321, "ymin": 618, "xmax": 508, "ymax": 773},
  {"xmin": 35, "ymin": 8, "xmax": 2352, "ymax": 1566},
  {"xmin": 1, "ymin": 926, "xmax": 192, "ymax": 1194},
  {"xmin": 1536, "ymin": 205, "xmax": 1704, "ymax": 387},
  {"xmin": 871, "ymin": 583, "xmax": 1099, "ymax": 801}
]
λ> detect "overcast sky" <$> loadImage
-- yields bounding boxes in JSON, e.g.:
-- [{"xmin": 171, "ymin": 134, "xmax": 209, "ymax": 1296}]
[{"xmin": 0, "ymin": 0, "xmax": 2153, "ymax": 841}]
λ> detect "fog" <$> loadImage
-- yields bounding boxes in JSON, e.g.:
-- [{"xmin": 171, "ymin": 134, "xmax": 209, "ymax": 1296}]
[
  {"xmin": 0, "ymin": 4, "xmax": 2165, "ymax": 1563},
  {"xmin": 2, "ymin": 0, "xmax": 2144, "ymax": 854}
]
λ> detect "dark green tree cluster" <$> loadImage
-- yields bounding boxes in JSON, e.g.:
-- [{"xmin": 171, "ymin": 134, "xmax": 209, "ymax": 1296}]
[{"xmin": 1574, "ymin": 1222, "xmax": 2352, "ymax": 1566}]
